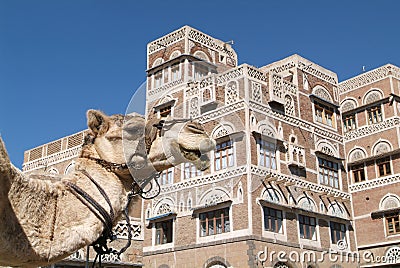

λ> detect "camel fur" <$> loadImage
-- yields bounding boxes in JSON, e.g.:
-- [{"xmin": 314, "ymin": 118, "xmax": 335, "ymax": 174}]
[{"xmin": 0, "ymin": 110, "xmax": 215, "ymax": 267}]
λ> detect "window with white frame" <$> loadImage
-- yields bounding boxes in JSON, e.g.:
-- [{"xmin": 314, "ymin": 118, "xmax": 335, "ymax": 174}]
[
  {"xmin": 155, "ymin": 219, "xmax": 173, "ymax": 245},
  {"xmin": 171, "ymin": 63, "xmax": 180, "ymax": 81},
  {"xmin": 183, "ymin": 162, "xmax": 202, "ymax": 179},
  {"xmin": 314, "ymin": 103, "xmax": 335, "ymax": 127},
  {"xmin": 159, "ymin": 167, "xmax": 174, "ymax": 185},
  {"xmin": 330, "ymin": 221, "xmax": 346, "ymax": 244},
  {"xmin": 263, "ymin": 207, "xmax": 283, "ymax": 233},
  {"xmin": 194, "ymin": 63, "xmax": 208, "ymax": 80},
  {"xmin": 351, "ymin": 164, "xmax": 366, "ymax": 183},
  {"xmin": 299, "ymin": 214, "xmax": 317, "ymax": 240},
  {"xmin": 215, "ymin": 140, "xmax": 234, "ymax": 171},
  {"xmin": 199, "ymin": 207, "xmax": 230, "ymax": 237},
  {"xmin": 154, "ymin": 70, "xmax": 163, "ymax": 88},
  {"xmin": 386, "ymin": 213, "xmax": 400, "ymax": 235},
  {"xmin": 377, "ymin": 157, "xmax": 392, "ymax": 177},
  {"xmin": 343, "ymin": 113, "xmax": 356, "ymax": 133},
  {"xmin": 318, "ymin": 157, "xmax": 339, "ymax": 189},
  {"xmin": 257, "ymin": 137, "xmax": 277, "ymax": 170},
  {"xmin": 367, "ymin": 105, "xmax": 383, "ymax": 124}
]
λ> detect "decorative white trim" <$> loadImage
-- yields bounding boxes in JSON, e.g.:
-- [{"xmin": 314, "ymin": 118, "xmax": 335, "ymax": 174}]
[
  {"xmin": 339, "ymin": 64, "xmax": 400, "ymax": 94},
  {"xmin": 113, "ymin": 218, "xmax": 144, "ymax": 241},
  {"xmin": 251, "ymin": 165, "xmax": 350, "ymax": 199},
  {"xmin": 349, "ymin": 173, "xmax": 400, "ymax": 192},
  {"xmin": 23, "ymin": 146, "xmax": 82, "ymax": 172},
  {"xmin": 344, "ymin": 117, "xmax": 400, "ymax": 141}
]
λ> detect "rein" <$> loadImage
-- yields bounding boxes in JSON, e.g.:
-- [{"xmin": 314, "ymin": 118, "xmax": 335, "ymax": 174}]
[{"xmin": 65, "ymin": 156, "xmax": 161, "ymax": 268}]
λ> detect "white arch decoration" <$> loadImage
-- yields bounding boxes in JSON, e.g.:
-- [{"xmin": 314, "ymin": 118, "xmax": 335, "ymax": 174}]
[
  {"xmin": 379, "ymin": 194, "xmax": 400, "ymax": 210},
  {"xmin": 348, "ymin": 147, "xmax": 367, "ymax": 162},
  {"xmin": 152, "ymin": 58, "xmax": 164, "ymax": 67},
  {"xmin": 297, "ymin": 196, "xmax": 316, "ymax": 212},
  {"xmin": 363, "ymin": 89, "xmax": 384, "ymax": 105},
  {"xmin": 198, "ymin": 187, "xmax": 230, "ymax": 206},
  {"xmin": 257, "ymin": 120, "xmax": 278, "ymax": 139},
  {"xmin": 169, "ymin": 50, "xmax": 181, "ymax": 60},
  {"xmin": 154, "ymin": 197, "xmax": 175, "ymax": 215},
  {"xmin": 194, "ymin": 51, "xmax": 210, "ymax": 62},
  {"xmin": 340, "ymin": 98, "xmax": 358, "ymax": 113},
  {"xmin": 328, "ymin": 203, "xmax": 346, "ymax": 218},
  {"xmin": 372, "ymin": 140, "xmax": 392, "ymax": 156},
  {"xmin": 312, "ymin": 85, "xmax": 333, "ymax": 102},
  {"xmin": 316, "ymin": 140, "xmax": 339, "ymax": 158},
  {"xmin": 385, "ymin": 246, "xmax": 400, "ymax": 264},
  {"xmin": 211, "ymin": 123, "xmax": 235, "ymax": 139},
  {"xmin": 262, "ymin": 187, "xmax": 282, "ymax": 204}
]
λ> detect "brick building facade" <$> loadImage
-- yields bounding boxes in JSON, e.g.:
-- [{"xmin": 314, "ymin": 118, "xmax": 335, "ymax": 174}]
[{"xmin": 21, "ymin": 26, "xmax": 400, "ymax": 268}]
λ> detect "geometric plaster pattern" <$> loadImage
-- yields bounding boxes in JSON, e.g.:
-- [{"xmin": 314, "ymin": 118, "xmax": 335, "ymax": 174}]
[
  {"xmin": 338, "ymin": 64, "xmax": 400, "ymax": 94},
  {"xmin": 349, "ymin": 173, "xmax": 400, "ymax": 193},
  {"xmin": 344, "ymin": 117, "xmax": 400, "ymax": 141}
]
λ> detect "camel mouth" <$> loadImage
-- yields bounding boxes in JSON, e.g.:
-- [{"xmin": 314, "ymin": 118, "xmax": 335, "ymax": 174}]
[
  {"xmin": 179, "ymin": 144, "xmax": 202, "ymax": 161},
  {"xmin": 178, "ymin": 145, "xmax": 210, "ymax": 171}
]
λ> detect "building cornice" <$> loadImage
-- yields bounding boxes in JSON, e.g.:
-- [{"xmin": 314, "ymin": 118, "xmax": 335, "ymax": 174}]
[{"xmin": 338, "ymin": 64, "xmax": 400, "ymax": 94}]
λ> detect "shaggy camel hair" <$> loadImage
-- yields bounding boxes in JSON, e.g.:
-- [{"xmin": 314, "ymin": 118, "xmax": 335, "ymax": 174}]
[{"xmin": 0, "ymin": 110, "xmax": 215, "ymax": 267}]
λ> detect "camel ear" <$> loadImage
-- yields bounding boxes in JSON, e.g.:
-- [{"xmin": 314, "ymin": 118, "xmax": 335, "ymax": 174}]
[{"xmin": 87, "ymin": 110, "xmax": 109, "ymax": 136}]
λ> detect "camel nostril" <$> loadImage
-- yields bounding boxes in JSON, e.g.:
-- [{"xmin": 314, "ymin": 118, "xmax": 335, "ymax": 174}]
[
  {"xmin": 187, "ymin": 122, "xmax": 204, "ymax": 133},
  {"xmin": 199, "ymin": 139, "xmax": 216, "ymax": 154}
]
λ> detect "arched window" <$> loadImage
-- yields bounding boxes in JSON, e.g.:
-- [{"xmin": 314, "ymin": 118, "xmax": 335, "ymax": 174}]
[
  {"xmin": 284, "ymin": 95, "xmax": 295, "ymax": 116},
  {"xmin": 298, "ymin": 196, "xmax": 316, "ymax": 212},
  {"xmin": 363, "ymin": 89, "xmax": 383, "ymax": 105},
  {"xmin": 385, "ymin": 246, "xmax": 400, "ymax": 264},
  {"xmin": 274, "ymin": 262, "xmax": 290, "ymax": 268}
]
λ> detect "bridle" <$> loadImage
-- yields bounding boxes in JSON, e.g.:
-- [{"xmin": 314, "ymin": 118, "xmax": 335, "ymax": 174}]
[
  {"xmin": 65, "ymin": 120, "xmax": 176, "ymax": 267},
  {"xmin": 65, "ymin": 118, "xmax": 195, "ymax": 266},
  {"xmin": 65, "ymin": 156, "xmax": 162, "ymax": 267}
]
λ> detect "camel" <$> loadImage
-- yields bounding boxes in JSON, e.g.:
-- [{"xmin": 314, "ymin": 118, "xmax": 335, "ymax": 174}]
[{"xmin": 0, "ymin": 110, "xmax": 215, "ymax": 267}]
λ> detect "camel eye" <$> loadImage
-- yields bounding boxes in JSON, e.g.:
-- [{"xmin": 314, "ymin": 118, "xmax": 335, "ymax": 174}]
[
  {"xmin": 186, "ymin": 122, "xmax": 204, "ymax": 133},
  {"xmin": 106, "ymin": 136, "xmax": 121, "ymax": 141}
]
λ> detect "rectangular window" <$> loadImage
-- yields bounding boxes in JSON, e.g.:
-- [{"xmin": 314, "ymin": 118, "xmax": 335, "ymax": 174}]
[
  {"xmin": 155, "ymin": 219, "xmax": 173, "ymax": 245},
  {"xmin": 154, "ymin": 71, "xmax": 163, "ymax": 88},
  {"xmin": 314, "ymin": 104, "xmax": 335, "ymax": 127},
  {"xmin": 377, "ymin": 157, "xmax": 391, "ymax": 177},
  {"xmin": 352, "ymin": 164, "xmax": 365, "ymax": 183},
  {"xmin": 199, "ymin": 207, "xmax": 230, "ymax": 237},
  {"xmin": 258, "ymin": 138, "xmax": 277, "ymax": 170},
  {"xmin": 171, "ymin": 63, "xmax": 180, "ymax": 81},
  {"xmin": 318, "ymin": 158, "xmax": 340, "ymax": 189},
  {"xmin": 330, "ymin": 222, "xmax": 346, "ymax": 244},
  {"xmin": 194, "ymin": 63, "xmax": 208, "ymax": 80},
  {"xmin": 183, "ymin": 162, "xmax": 202, "ymax": 179},
  {"xmin": 367, "ymin": 106, "xmax": 383, "ymax": 124},
  {"xmin": 386, "ymin": 214, "xmax": 400, "ymax": 235},
  {"xmin": 343, "ymin": 114, "xmax": 356, "ymax": 133},
  {"xmin": 159, "ymin": 167, "xmax": 174, "ymax": 185},
  {"xmin": 215, "ymin": 140, "xmax": 234, "ymax": 171},
  {"xmin": 299, "ymin": 215, "xmax": 317, "ymax": 240},
  {"xmin": 263, "ymin": 207, "xmax": 283, "ymax": 233}
]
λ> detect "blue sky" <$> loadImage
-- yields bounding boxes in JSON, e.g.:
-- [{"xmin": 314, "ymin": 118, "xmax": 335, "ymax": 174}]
[{"xmin": 1, "ymin": 0, "xmax": 399, "ymax": 167}]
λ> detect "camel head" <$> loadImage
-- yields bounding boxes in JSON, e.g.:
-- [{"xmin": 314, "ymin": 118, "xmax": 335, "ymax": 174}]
[
  {"xmin": 84, "ymin": 110, "xmax": 215, "ymax": 184},
  {"xmin": 143, "ymin": 117, "xmax": 216, "ymax": 172},
  {"xmin": 86, "ymin": 110, "xmax": 127, "ymax": 168}
]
